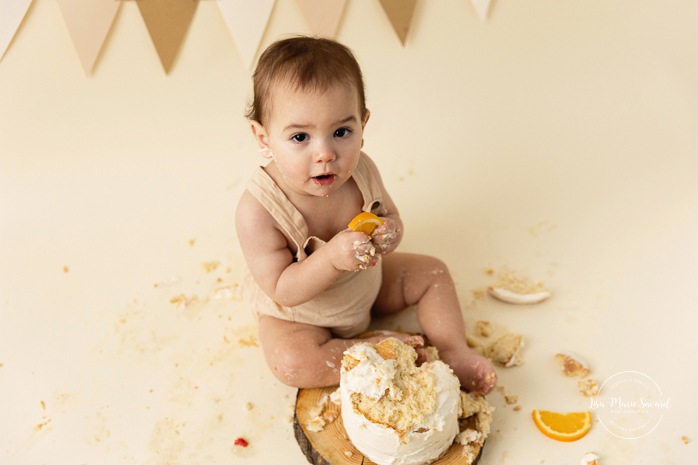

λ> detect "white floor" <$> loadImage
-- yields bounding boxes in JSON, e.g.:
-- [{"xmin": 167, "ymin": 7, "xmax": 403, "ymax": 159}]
[
  {"xmin": 2, "ymin": 0, "xmax": 697, "ymax": 463},
  {"xmin": 1, "ymin": 141, "xmax": 696, "ymax": 465}
]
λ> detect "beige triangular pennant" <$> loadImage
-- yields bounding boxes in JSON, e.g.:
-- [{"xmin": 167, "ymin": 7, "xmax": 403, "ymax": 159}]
[
  {"xmin": 217, "ymin": 0, "xmax": 275, "ymax": 70},
  {"xmin": 137, "ymin": 0, "xmax": 199, "ymax": 74},
  {"xmin": 55, "ymin": 0, "xmax": 120, "ymax": 74},
  {"xmin": 379, "ymin": 0, "xmax": 417, "ymax": 45},
  {"xmin": 295, "ymin": 0, "xmax": 347, "ymax": 38},
  {"xmin": 0, "ymin": 0, "xmax": 33, "ymax": 62},
  {"xmin": 471, "ymin": 0, "xmax": 491, "ymax": 21}
]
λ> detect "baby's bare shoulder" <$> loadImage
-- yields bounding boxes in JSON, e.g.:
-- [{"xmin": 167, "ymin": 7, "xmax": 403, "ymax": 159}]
[
  {"xmin": 236, "ymin": 190, "xmax": 268, "ymax": 224},
  {"xmin": 236, "ymin": 190, "xmax": 287, "ymax": 250},
  {"xmin": 236, "ymin": 190, "xmax": 295, "ymax": 295}
]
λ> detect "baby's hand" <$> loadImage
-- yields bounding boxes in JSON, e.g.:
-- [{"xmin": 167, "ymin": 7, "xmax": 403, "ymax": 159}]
[
  {"xmin": 328, "ymin": 230, "xmax": 379, "ymax": 272},
  {"xmin": 371, "ymin": 217, "xmax": 400, "ymax": 254}
]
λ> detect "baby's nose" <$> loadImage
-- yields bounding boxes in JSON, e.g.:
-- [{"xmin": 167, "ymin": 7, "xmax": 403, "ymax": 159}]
[{"xmin": 314, "ymin": 141, "xmax": 336, "ymax": 162}]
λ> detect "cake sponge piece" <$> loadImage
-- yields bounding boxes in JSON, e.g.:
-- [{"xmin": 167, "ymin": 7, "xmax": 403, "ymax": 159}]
[{"xmin": 486, "ymin": 333, "xmax": 524, "ymax": 367}]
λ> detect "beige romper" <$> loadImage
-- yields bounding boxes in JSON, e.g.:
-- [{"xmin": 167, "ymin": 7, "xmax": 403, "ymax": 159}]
[{"xmin": 241, "ymin": 154, "xmax": 388, "ymax": 338}]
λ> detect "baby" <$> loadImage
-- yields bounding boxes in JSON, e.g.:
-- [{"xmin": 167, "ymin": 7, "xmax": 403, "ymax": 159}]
[{"xmin": 236, "ymin": 36, "xmax": 496, "ymax": 394}]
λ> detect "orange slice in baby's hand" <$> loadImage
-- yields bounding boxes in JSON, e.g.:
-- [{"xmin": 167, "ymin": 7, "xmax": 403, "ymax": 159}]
[
  {"xmin": 532, "ymin": 409, "xmax": 592, "ymax": 442},
  {"xmin": 348, "ymin": 212, "xmax": 384, "ymax": 235}
]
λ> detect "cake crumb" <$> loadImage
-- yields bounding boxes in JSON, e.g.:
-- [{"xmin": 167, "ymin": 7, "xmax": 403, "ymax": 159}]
[
  {"xmin": 63, "ymin": 266, "xmax": 69, "ymax": 273},
  {"xmin": 34, "ymin": 417, "xmax": 52, "ymax": 431},
  {"xmin": 455, "ymin": 428, "xmax": 482, "ymax": 445},
  {"xmin": 244, "ymin": 402, "xmax": 253, "ymax": 411},
  {"xmin": 322, "ymin": 408, "xmax": 337, "ymax": 424},
  {"xmin": 461, "ymin": 446, "xmax": 477, "ymax": 463},
  {"xmin": 555, "ymin": 352, "xmax": 591, "ymax": 377},
  {"xmin": 486, "ymin": 333, "xmax": 524, "ymax": 367},
  {"xmin": 681, "ymin": 435, "xmax": 690, "ymax": 444},
  {"xmin": 456, "ymin": 428, "xmax": 484, "ymax": 463},
  {"xmin": 202, "ymin": 261, "xmax": 221, "ymax": 273},
  {"xmin": 496, "ymin": 385, "xmax": 519, "ymax": 405},
  {"xmin": 188, "ymin": 239, "xmax": 196, "ymax": 246},
  {"xmin": 513, "ymin": 405, "xmax": 522, "ymax": 411},
  {"xmin": 329, "ymin": 388, "xmax": 341, "ymax": 405},
  {"xmin": 306, "ymin": 393, "xmax": 337, "ymax": 432},
  {"xmin": 343, "ymin": 450, "xmax": 353, "ymax": 458},
  {"xmin": 475, "ymin": 320, "xmax": 493, "ymax": 338},
  {"xmin": 169, "ymin": 294, "xmax": 200, "ymax": 308},
  {"xmin": 238, "ymin": 336, "xmax": 259, "ymax": 348},
  {"xmin": 580, "ymin": 451, "xmax": 600, "ymax": 465},
  {"xmin": 212, "ymin": 284, "xmax": 237, "ymax": 300},
  {"xmin": 459, "ymin": 391, "xmax": 494, "ymax": 438},
  {"xmin": 491, "ymin": 268, "xmax": 546, "ymax": 294},
  {"xmin": 578, "ymin": 378, "xmax": 600, "ymax": 397},
  {"xmin": 306, "ymin": 416, "xmax": 326, "ymax": 432},
  {"xmin": 471, "ymin": 288, "xmax": 486, "ymax": 300}
]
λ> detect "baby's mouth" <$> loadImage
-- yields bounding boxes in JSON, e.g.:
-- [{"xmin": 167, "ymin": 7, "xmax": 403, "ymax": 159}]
[{"xmin": 313, "ymin": 174, "xmax": 336, "ymax": 186}]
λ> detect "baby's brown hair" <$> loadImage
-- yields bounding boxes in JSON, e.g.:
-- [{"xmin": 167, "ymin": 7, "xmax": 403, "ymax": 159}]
[{"xmin": 246, "ymin": 36, "xmax": 368, "ymax": 125}]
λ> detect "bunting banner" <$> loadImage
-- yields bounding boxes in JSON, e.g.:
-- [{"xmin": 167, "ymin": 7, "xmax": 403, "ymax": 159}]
[
  {"xmin": 0, "ymin": 0, "xmax": 33, "ymax": 62},
  {"xmin": 217, "ymin": 0, "xmax": 275, "ymax": 70},
  {"xmin": 0, "ymin": 0, "xmax": 497, "ymax": 72},
  {"xmin": 379, "ymin": 0, "xmax": 418, "ymax": 46},
  {"xmin": 137, "ymin": 0, "xmax": 199, "ymax": 74},
  {"xmin": 471, "ymin": 0, "xmax": 492, "ymax": 22},
  {"xmin": 55, "ymin": 0, "xmax": 121, "ymax": 74},
  {"xmin": 295, "ymin": 0, "xmax": 347, "ymax": 38}
]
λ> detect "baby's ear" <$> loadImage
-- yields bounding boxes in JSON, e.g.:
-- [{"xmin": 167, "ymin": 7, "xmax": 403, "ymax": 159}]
[
  {"xmin": 250, "ymin": 120, "xmax": 269, "ymax": 149},
  {"xmin": 361, "ymin": 110, "xmax": 371, "ymax": 129}
]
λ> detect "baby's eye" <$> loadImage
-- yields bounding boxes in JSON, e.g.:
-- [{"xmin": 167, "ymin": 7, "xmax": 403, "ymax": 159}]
[
  {"xmin": 291, "ymin": 133, "xmax": 309, "ymax": 143},
  {"xmin": 334, "ymin": 127, "xmax": 352, "ymax": 138}
]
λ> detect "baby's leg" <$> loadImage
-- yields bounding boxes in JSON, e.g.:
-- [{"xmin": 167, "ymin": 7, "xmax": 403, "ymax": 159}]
[
  {"xmin": 257, "ymin": 315, "xmax": 423, "ymax": 388},
  {"xmin": 375, "ymin": 252, "xmax": 497, "ymax": 394}
]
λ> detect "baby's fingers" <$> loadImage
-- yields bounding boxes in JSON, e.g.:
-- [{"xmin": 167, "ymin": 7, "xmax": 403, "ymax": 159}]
[
  {"xmin": 353, "ymin": 238, "xmax": 375, "ymax": 256},
  {"xmin": 372, "ymin": 232, "xmax": 397, "ymax": 251},
  {"xmin": 352, "ymin": 237, "xmax": 377, "ymax": 271}
]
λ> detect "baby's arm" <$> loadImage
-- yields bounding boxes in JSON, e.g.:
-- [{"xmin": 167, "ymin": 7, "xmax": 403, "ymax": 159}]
[{"xmin": 236, "ymin": 190, "xmax": 372, "ymax": 307}]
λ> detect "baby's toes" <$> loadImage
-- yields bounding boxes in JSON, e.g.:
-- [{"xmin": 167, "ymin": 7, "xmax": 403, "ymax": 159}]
[{"xmin": 474, "ymin": 358, "xmax": 497, "ymax": 394}]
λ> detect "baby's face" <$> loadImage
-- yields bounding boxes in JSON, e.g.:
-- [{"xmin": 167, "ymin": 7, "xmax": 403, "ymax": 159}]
[{"xmin": 258, "ymin": 83, "xmax": 366, "ymax": 198}]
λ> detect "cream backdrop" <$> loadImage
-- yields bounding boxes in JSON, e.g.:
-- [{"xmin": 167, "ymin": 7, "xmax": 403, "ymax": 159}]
[{"xmin": 1, "ymin": 1, "xmax": 697, "ymax": 465}]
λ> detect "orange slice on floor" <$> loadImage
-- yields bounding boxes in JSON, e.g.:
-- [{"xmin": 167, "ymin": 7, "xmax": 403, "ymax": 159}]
[
  {"xmin": 531, "ymin": 409, "xmax": 592, "ymax": 442},
  {"xmin": 348, "ymin": 212, "xmax": 384, "ymax": 235}
]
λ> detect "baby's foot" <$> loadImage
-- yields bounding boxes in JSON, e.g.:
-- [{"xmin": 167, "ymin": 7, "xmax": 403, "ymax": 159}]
[{"xmin": 439, "ymin": 345, "xmax": 497, "ymax": 395}]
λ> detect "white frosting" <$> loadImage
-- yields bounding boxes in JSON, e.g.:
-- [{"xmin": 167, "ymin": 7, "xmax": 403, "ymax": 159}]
[
  {"xmin": 580, "ymin": 452, "xmax": 600, "ymax": 465},
  {"xmin": 341, "ymin": 343, "xmax": 397, "ymax": 400},
  {"xmin": 455, "ymin": 428, "xmax": 482, "ymax": 445},
  {"xmin": 340, "ymin": 343, "xmax": 461, "ymax": 465}
]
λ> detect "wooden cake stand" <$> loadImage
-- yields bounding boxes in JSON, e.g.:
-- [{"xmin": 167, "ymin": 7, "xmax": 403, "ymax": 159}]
[{"xmin": 294, "ymin": 386, "xmax": 484, "ymax": 465}]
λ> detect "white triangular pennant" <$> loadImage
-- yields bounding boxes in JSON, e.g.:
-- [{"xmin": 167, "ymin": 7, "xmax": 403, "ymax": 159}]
[
  {"xmin": 471, "ymin": 0, "xmax": 492, "ymax": 22},
  {"xmin": 0, "ymin": 0, "xmax": 33, "ymax": 62},
  {"xmin": 295, "ymin": 0, "xmax": 347, "ymax": 38},
  {"xmin": 217, "ymin": 0, "xmax": 275, "ymax": 70},
  {"xmin": 55, "ymin": 0, "xmax": 121, "ymax": 74}
]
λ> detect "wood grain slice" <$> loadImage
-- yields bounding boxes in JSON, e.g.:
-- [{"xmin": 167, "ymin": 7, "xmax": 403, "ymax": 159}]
[{"xmin": 294, "ymin": 386, "xmax": 484, "ymax": 465}]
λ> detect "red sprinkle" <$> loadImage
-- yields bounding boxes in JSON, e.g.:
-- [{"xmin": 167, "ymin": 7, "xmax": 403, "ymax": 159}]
[{"xmin": 234, "ymin": 437, "xmax": 249, "ymax": 447}]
